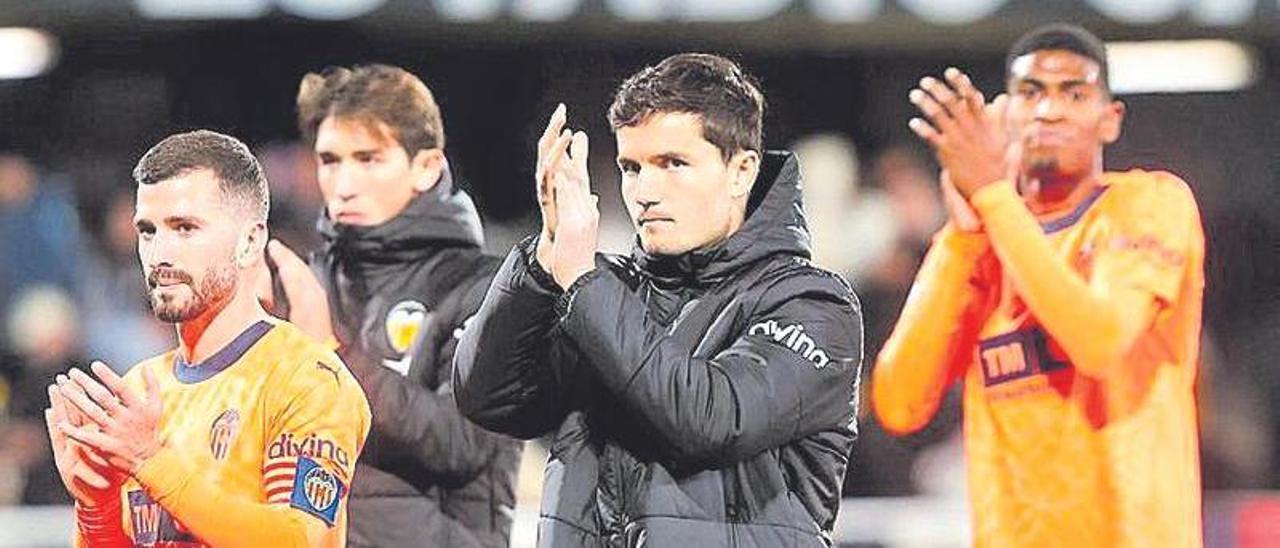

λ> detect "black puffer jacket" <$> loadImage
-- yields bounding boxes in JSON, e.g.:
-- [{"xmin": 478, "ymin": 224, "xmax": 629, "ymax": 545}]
[
  {"xmin": 455, "ymin": 151, "xmax": 862, "ymax": 547},
  {"xmin": 312, "ymin": 170, "xmax": 520, "ymax": 548}
]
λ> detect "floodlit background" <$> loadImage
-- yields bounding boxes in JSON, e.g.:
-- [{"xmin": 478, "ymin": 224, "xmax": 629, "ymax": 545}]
[{"xmin": 2, "ymin": 1, "xmax": 1279, "ymax": 546}]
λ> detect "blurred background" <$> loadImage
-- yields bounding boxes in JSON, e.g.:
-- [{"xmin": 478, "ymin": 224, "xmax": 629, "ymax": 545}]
[{"xmin": 1, "ymin": 0, "xmax": 1279, "ymax": 546}]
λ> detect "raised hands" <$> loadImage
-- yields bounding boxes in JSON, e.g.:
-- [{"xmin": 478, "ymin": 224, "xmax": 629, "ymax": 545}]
[
  {"xmin": 49, "ymin": 361, "xmax": 164, "ymax": 478},
  {"xmin": 45, "ymin": 376, "xmax": 126, "ymax": 507},
  {"xmin": 535, "ymin": 104, "xmax": 569, "ymax": 247},
  {"xmin": 533, "ymin": 104, "xmax": 598, "ymax": 289},
  {"xmin": 908, "ymin": 68, "xmax": 1015, "ymax": 199}
]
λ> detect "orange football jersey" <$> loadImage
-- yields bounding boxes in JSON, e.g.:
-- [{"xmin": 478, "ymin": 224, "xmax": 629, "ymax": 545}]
[
  {"xmin": 76, "ymin": 319, "xmax": 371, "ymax": 547},
  {"xmin": 878, "ymin": 169, "xmax": 1204, "ymax": 547}
]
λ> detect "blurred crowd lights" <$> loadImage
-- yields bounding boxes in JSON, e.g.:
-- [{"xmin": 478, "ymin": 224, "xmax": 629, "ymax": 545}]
[
  {"xmin": 1107, "ymin": 39, "xmax": 1259, "ymax": 94},
  {"xmin": 127, "ymin": 0, "xmax": 1279, "ymax": 25},
  {"xmin": 0, "ymin": 19, "xmax": 1260, "ymax": 99},
  {"xmin": 0, "ymin": 28, "xmax": 59, "ymax": 80}
]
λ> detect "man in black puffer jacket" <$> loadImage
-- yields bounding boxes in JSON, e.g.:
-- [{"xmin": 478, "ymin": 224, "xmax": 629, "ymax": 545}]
[
  {"xmin": 455, "ymin": 53, "xmax": 863, "ymax": 547},
  {"xmin": 266, "ymin": 64, "xmax": 519, "ymax": 547}
]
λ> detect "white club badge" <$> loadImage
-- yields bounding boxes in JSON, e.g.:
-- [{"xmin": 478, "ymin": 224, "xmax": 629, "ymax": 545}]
[{"xmin": 385, "ymin": 300, "xmax": 429, "ymax": 356}]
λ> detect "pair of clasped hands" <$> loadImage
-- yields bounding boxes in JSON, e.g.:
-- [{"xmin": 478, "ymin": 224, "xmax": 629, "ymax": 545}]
[
  {"xmin": 907, "ymin": 67, "xmax": 1022, "ymax": 233},
  {"xmin": 44, "ymin": 360, "xmax": 163, "ymax": 508},
  {"xmin": 533, "ymin": 103, "xmax": 600, "ymax": 290}
]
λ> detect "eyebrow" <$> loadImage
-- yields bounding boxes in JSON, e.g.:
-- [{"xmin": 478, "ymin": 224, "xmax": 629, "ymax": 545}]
[
  {"xmin": 619, "ymin": 152, "xmax": 687, "ymax": 164},
  {"xmin": 1017, "ymin": 77, "xmax": 1096, "ymax": 90},
  {"xmin": 136, "ymin": 214, "xmax": 204, "ymax": 227},
  {"xmin": 165, "ymin": 215, "xmax": 203, "ymax": 225},
  {"xmin": 317, "ymin": 147, "xmax": 383, "ymax": 157}
]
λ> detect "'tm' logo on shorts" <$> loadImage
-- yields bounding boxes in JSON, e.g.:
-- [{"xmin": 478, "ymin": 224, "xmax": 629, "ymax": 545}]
[
  {"xmin": 128, "ymin": 490, "xmax": 198, "ymax": 544},
  {"xmin": 748, "ymin": 319, "xmax": 832, "ymax": 369}
]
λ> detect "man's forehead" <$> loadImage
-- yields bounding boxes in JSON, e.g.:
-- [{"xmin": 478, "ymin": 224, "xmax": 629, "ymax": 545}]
[
  {"xmin": 616, "ymin": 112, "xmax": 711, "ymax": 155},
  {"xmin": 134, "ymin": 168, "xmax": 223, "ymax": 216},
  {"xmin": 1009, "ymin": 49, "xmax": 1103, "ymax": 84},
  {"xmin": 316, "ymin": 115, "xmax": 400, "ymax": 151}
]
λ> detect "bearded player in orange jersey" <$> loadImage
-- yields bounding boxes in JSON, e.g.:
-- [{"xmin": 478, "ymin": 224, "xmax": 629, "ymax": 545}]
[
  {"xmin": 44, "ymin": 130, "xmax": 371, "ymax": 547},
  {"xmin": 874, "ymin": 24, "xmax": 1205, "ymax": 547}
]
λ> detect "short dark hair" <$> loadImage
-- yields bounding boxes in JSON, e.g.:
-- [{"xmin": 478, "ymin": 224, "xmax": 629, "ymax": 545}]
[
  {"xmin": 133, "ymin": 130, "xmax": 270, "ymax": 222},
  {"xmin": 608, "ymin": 53, "xmax": 765, "ymax": 162},
  {"xmin": 1007, "ymin": 23, "xmax": 1110, "ymax": 94},
  {"xmin": 296, "ymin": 64, "xmax": 445, "ymax": 155}
]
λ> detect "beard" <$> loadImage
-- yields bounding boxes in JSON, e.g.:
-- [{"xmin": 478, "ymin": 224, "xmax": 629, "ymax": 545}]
[
  {"xmin": 146, "ymin": 262, "xmax": 238, "ymax": 324},
  {"xmin": 1025, "ymin": 152, "xmax": 1060, "ymax": 177}
]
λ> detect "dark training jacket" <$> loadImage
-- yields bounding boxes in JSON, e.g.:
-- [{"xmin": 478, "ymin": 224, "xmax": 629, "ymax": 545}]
[
  {"xmin": 455, "ymin": 151, "xmax": 863, "ymax": 547},
  {"xmin": 312, "ymin": 170, "xmax": 520, "ymax": 547}
]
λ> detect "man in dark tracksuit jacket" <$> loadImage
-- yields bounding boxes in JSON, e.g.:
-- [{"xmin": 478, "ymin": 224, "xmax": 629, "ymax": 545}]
[
  {"xmin": 455, "ymin": 54, "xmax": 862, "ymax": 547},
  {"xmin": 314, "ymin": 171, "xmax": 519, "ymax": 547},
  {"xmin": 268, "ymin": 64, "xmax": 519, "ymax": 547}
]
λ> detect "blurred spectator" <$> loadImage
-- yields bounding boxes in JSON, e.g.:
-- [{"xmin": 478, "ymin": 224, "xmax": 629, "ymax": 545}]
[
  {"xmin": 791, "ymin": 139, "xmax": 959, "ymax": 497},
  {"xmin": 79, "ymin": 190, "xmax": 172, "ymax": 372},
  {"xmin": 864, "ymin": 147, "xmax": 964, "ymax": 498},
  {"xmin": 1199, "ymin": 332, "xmax": 1274, "ymax": 489},
  {"xmin": 857, "ymin": 145, "xmax": 946, "ymax": 357},
  {"xmin": 792, "ymin": 133, "xmax": 897, "ymax": 287},
  {"xmin": 0, "ymin": 286, "xmax": 81, "ymax": 506},
  {"xmin": 875, "ymin": 146, "xmax": 945, "ymax": 248},
  {"xmin": 0, "ymin": 154, "xmax": 82, "ymax": 353},
  {"xmin": 257, "ymin": 141, "xmax": 325, "ymax": 254}
]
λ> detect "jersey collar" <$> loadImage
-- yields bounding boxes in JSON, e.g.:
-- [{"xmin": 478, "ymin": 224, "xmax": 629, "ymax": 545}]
[{"xmin": 173, "ymin": 320, "xmax": 274, "ymax": 384}]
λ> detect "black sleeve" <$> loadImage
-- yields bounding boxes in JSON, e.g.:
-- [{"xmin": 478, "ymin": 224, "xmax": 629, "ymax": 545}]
[
  {"xmin": 558, "ymin": 267, "xmax": 863, "ymax": 469},
  {"xmin": 343, "ymin": 260, "xmax": 511, "ymax": 485},
  {"xmin": 453, "ymin": 237, "xmax": 576, "ymax": 439}
]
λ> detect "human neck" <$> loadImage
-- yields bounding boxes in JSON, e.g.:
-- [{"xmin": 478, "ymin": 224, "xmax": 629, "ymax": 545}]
[
  {"xmin": 691, "ymin": 209, "xmax": 746, "ymax": 254},
  {"xmin": 175, "ymin": 287, "xmax": 268, "ymax": 365}
]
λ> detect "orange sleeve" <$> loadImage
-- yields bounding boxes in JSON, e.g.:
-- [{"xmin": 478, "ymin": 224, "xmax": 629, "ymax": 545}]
[
  {"xmin": 873, "ymin": 224, "xmax": 990, "ymax": 434},
  {"xmin": 133, "ymin": 354, "xmax": 371, "ymax": 548},
  {"xmin": 72, "ymin": 500, "xmax": 131, "ymax": 548},
  {"xmin": 133, "ymin": 446, "xmax": 321, "ymax": 547},
  {"xmin": 968, "ymin": 178, "xmax": 1195, "ymax": 381}
]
